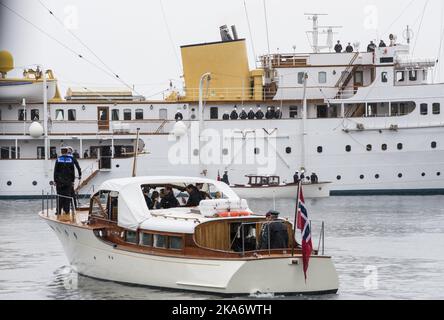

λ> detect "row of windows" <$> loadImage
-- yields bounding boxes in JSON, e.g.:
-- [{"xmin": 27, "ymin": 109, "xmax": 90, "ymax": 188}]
[
  {"xmin": 420, "ymin": 103, "xmax": 441, "ymax": 115},
  {"xmin": 336, "ymin": 172, "xmax": 442, "ymax": 180},
  {"xmin": 317, "ymin": 142, "xmax": 438, "ymax": 153},
  {"xmin": 125, "ymin": 231, "xmax": 183, "ymax": 250}
]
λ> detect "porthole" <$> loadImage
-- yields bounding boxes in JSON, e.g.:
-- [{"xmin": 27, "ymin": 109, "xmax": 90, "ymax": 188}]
[
  {"xmin": 191, "ymin": 108, "xmax": 196, "ymax": 112},
  {"xmin": 336, "ymin": 175, "xmax": 342, "ymax": 180},
  {"xmin": 32, "ymin": 181, "xmax": 38, "ymax": 186},
  {"xmin": 366, "ymin": 144, "xmax": 372, "ymax": 152},
  {"xmin": 49, "ymin": 181, "xmax": 54, "ymax": 186},
  {"xmin": 382, "ymin": 144, "xmax": 387, "ymax": 151},
  {"xmin": 222, "ymin": 148, "xmax": 229, "ymax": 156},
  {"xmin": 438, "ymin": 172, "xmax": 442, "ymax": 177},
  {"xmin": 375, "ymin": 174, "xmax": 380, "ymax": 179},
  {"xmin": 422, "ymin": 173, "xmax": 426, "ymax": 177},
  {"xmin": 7, "ymin": 181, "xmax": 12, "ymax": 186},
  {"xmin": 193, "ymin": 149, "xmax": 199, "ymax": 156},
  {"xmin": 345, "ymin": 145, "xmax": 351, "ymax": 152},
  {"xmin": 398, "ymin": 173, "xmax": 403, "ymax": 178},
  {"xmin": 317, "ymin": 146, "xmax": 323, "ymax": 153},
  {"xmin": 286, "ymin": 147, "xmax": 292, "ymax": 154},
  {"xmin": 360, "ymin": 175, "xmax": 365, "ymax": 180},
  {"xmin": 397, "ymin": 143, "xmax": 403, "ymax": 150},
  {"xmin": 190, "ymin": 115, "xmax": 196, "ymax": 120},
  {"xmin": 431, "ymin": 142, "xmax": 437, "ymax": 149},
  {"xmin": 116, "ymin": 164, "xmax": 120, "ymax": 168},
  {"xmin": 254, "ymin": 148, "xmax": 260, "ymax": 155}
]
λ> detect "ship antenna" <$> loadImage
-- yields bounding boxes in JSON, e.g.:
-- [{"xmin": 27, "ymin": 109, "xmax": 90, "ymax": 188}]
[
  {"xmin": 132, "ymin": 128, "xmax": 141, "ymax": 177},
  {"xmin": 263, "ymin": 0, "xmax": 271, "ymax": 55}
]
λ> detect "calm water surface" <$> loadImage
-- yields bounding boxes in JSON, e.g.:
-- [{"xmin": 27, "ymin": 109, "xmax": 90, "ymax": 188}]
[{"xmin": 1, "ymin": 196, "xmax": 444, "ymax": 300}]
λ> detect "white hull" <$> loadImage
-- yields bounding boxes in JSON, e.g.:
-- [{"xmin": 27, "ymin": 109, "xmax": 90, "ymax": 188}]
[
  {"xmin": 232, "ymin": 183, "xmax": 331, "ymax": 199},
  {"xmin": 44, "ymin": 217, "xmax": 339, "ymax": 295},
  {"xmin": 0, "ymin": 80, "xmax": 57, "ymax": 103}
]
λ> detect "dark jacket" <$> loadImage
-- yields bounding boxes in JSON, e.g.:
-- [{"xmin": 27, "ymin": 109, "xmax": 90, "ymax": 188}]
[
  {"xmin": 222, "ymin": 174, "xmax": 230, "ymax": 185},
  {"xmin": 239, "ymin": 110, "xmax": 248, "ymax": 120},
  {"xmin": 334, "ymin": 44, "xmax": 343, "ymax": 53},
  {"xmin": 230, "ymin": 110, "xmax": 239, "ymax": 120},
  {"xmin": 346, "ymin": 45, "xmax": 354, "ymax": 53},
  {"xmin": 54, "ymin": 155, "xmax": 75, "ymax": 185},
  {"xmin": 255, "ymin": 110, "xmax": 264, "ymax": 120},
  {"xmin": 258, "ymin": 221, "xmax": 289, "ymax": 250},
  {"xmin": 247, "ymin": 110, "xmax": 255, "ymax": 120},
  {"xmin": 71, "ymin": 155, "xmax": 82, "ymax": 179},
  {"xmin": 160, "ymin": 191, "xmax": 180, "ymax": 209},
  {"xmin": 186, "ymin": 188, "xmax": 203, "ymax": 207}
]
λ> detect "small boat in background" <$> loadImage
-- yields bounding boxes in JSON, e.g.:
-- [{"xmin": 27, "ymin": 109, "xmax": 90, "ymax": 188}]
[{"xmin": 232, "ymin": 175, "xmax": 331, "ymax": 199}]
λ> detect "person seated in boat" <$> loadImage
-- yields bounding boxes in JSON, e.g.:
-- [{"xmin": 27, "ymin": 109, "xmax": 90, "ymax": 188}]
[
  {"xmin": 247, "ymin": 108, "xmax": 255, "ymax": 120},
  {"xmin": 258, "ymin": 211, "xmax": 289, "ymax": 250},
  {"xmin": 239, "ymin": 108, "xmax": 248, "ymax": 120},
  {"xmin": 196, "ymin": 183, "xmax": 210, "ymax": 200},
  {"xmin": 293, "ymin": 171, "xmax": 300, "ymax": 184},
  {"xmin": 311, "ymin": 172, "xmax": 319, "ymax": 184},
  {"xmin": 230, "ymin": 106, "xmax": 239, "ymax": 120},
  {"xmin": 160, "ymin": 186, "xmax": 180, "ymax": 209},
  {"xmin": 142, "ymin": 186, "xmax": 152, "ymax": 209},
  {"xmin": 151, "ymin": 191, "xmax": 161, "ymax": 210},
  {"xmin": 255, "ymin": 107, "xmax": 264, "ymax": 120},
  {"xmin": 214, "ymin": 191, "xmax": 222, "ymax": 199},
  {"xmin": 185, "ymin": 184, "xmax": 204, "ymax": 207}
]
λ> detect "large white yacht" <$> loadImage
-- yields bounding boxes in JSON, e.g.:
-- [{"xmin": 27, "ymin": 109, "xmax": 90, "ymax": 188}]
[{"xmin": 1, "ymin": 15, "xmax": 443, "ymax": 198}]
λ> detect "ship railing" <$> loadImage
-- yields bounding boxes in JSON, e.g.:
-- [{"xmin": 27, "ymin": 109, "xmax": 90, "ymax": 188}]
[
  {"xmin": 177, "ymin": 87, "xmax": 276, "ymax": 101},
  {"xmin": 230, "ymin": 220, "xmax": 325, "ymax": 257},
  {"xmin": 41, "ymin": 191, "xmax": 77, "ymax": 218}
]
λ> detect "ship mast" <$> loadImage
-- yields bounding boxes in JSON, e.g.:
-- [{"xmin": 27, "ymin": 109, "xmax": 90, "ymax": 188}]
[
  {"xmin": 301, "ymin": 73, "xmax": 308, "ymax": 172},
  {"xmin": 42, "ymin": 66, "xmax": 49, "ymax": 177},
  {"xmin": 198, "ymin": 73, "xmax": 211, "ymax": 176}
]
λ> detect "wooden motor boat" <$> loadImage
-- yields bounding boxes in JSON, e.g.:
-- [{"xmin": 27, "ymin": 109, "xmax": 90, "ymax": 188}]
[
  {"xmin": 232, "ymin": 175, "xmax": 331, "ymax": 199},
  {"xmin": 39, "ymin": 176, "xmax": 338, "ymax": 295}
]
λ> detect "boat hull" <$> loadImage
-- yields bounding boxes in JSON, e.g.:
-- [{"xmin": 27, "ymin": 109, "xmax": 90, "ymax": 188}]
[
  {"xmin": 43, "ymin": 216, "xmax": 339, "ymax": 295},
  {"xmin": 232, "ymin": 183, "xmax": 331, "ymax": 199},
  {"xmin": 0, "ymin": 80, "xmax": 57, "ymax": 103}
]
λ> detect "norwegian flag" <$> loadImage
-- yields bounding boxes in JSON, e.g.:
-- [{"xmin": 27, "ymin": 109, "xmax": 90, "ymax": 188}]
[
  {"xmin": 296, "ymin": 184, "xmax": 313, "ymax": 281},
  {"xmin": 217, "ymin": 171, "xmax": 221, "ymax": 181}
]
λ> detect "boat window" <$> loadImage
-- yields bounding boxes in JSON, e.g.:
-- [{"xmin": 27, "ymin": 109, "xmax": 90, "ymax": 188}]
[
  {"xmin": 68, "ymin": 109, "xmax": 76, "ymax": 121},
  {"xmin": 286, "ymin": 147, "xmax": 292, "ymax": 154},
  {"xmin": 297, "ymin": 72, "xmax": 305, "ymax": 84},
  {"xmin": 230, "ymin": 223, "xmax": 257, "ymax": 253},
  {"xmin": 397, "ymin": 143, "xmax": 403, "ymax": 150},
  {"xmin": 433, "ymin": 103, "xmax": 441, "ymax": 115},
  {"xmin": 409, "ymin": 70, "xmax": 417, "ymax": 81},
  {"xmin": 381, "ymin": 72, "xmax": 388, "ymax": 83},
  {"xmin": 123, "ymin": 109, "xmax": 132, "ymax": 121},
  {"xmin": 31, "ymin": 109, "xmax": 40, "ymax": 121},
  {"xmin": 289, "ymin": 106, "xmax": 298, "ymax": 118},
  {"xmin": 169, "ymin": 236, "xmax": 183, "ymax": 250},
  {"xmin": 390, "ymin": 101, "xmax": 416, "ymax": 116},
  {"xmin": 1, "ymin": 147, "xmax": 10, "ymax": 159},
  {"xmin": 140, "ymin": 233, "xmax": 153, "ymax": 247},
  {"xmin": 153, "ymin": 235, "xmax": 167, "ymax": 249},
  {"xmin": 90, "ymin": 191, "xmax": 110, "ymax": 219},
  {"xmin": 254, "ymin": 148, "xmax": 260, "ymax": 155},
  {"xmin": 366, "ymin": 144, "xmax": 372, "ymax": 152},
  {"xmin": 18, "ymin": 109, "xmax": 27, "ymax": 121},
  {"xmin": 125, "ymin": 231, "xmax": 138, "ymax": 244},
  {"xmin": 135, "ymin": 109, "xmax": 144, "ymax": 120},
  {"xmin": 317, "ymin": 146, "xmax": 323, "ymax": 153},
  {"xmin": 396, "ymin": 71, "xmax": 405, "ymax": 82},
  {"xmin": 354, "ymin": 71, "xmax": 364, "ymax": 86},
  {"xmin": 55, "ymin": 109, "xmax": 64, "ymax": 121},
  {"xmin": 420, "ymin": 104, "xmax": 428, "ymax": 115},
  {"xmin": 318, "ymin": 72, "xmax": 327, "ymax": 84},
  {"xmin": 210, "ymin": 107, "xmax": 218, "ymax": 120},
  {"xmin": 346, "ymin": 145, "xmax": 351, "ymax": 152},
  {"xmin": 431, "ymin": 141, "xmax": 437, "ymax": 149},
  {"xmin": 382, "ymin": 144, "xmax": 388, "ymax": 151},
  {"xmin": 112, "ymin": 109, "xmax": 119, "ymax": 121}
]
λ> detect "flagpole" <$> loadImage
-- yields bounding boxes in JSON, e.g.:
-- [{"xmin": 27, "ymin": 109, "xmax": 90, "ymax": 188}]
[{"xmin": 291, "ymin": 179, "xmax": 302, "ymax": 257}]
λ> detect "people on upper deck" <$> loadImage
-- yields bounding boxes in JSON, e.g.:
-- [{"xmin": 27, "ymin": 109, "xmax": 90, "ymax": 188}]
[
  {"xmin": 379, "ymin": 40, "xmax": 387, "ymax": 48},
  {"xmin": 367, "ymin": 41, "xmax": 376, "ymax": 52},
  {"xmin": 248, "ymin": 108, "xmax": 255, "ymax": 120},
  {"xmin": 239, "ymin": 108, "xmax": 248, "ymax": 120},
  {"xmin": 175, "ymin": 109, "xmax": 183, "ymax": 122},
  {"xmin": 222, "ymin": 112, "xmax": 230, "ymax": 120},
  {"xmin": 255, "ymin": 107, "xmax": 264, "ymax": 120},
  {"xmin": 345, "ymin": 43, "xmax": 354, "ymax": 53},
  {"xmin": 222, "ymin": 171, "xmax": 230, "ymax": 185},
  {"xmin": 73, "ymin": 149, "xmax": 80, "ymax": 159},
  {"xmin": 389, "ymin": 34, "xmax": 396, "ymax": 47},
  {"xmin": 293, "ymin": 171, "xmax": 300, "ymax": 184},
  {"xmin": 160, "ymin": 186, "xmax": 179, "ymax": 209},
  {"xmin": 275, "ymin": 107, "xmax": 282, "ymax": 119},
  {"xmin": 185, "ymin": 184, "xmax": 204, "ymax": 207},
  {"xmin": 258, "ymin": 211, "xmax": 289, "ymax": 250},
  {"xmin": 230, "ymin": 106, "xmax": 239, "ymax": 120},
  {"xmin": 83, "ymin": 150, "xmax": 89, "ymax": 159},
  {"xmin": 334, "ymin": 40, "xmax": 343, "ymax": 53}
]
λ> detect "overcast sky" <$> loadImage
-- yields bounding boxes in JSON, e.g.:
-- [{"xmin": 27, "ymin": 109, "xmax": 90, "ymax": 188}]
[{"xmin": 1, "ymin": 0, "xmax": 444, "ymax": 98}]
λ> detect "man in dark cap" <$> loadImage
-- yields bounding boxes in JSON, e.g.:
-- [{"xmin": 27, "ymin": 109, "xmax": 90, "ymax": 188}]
[
  {"xmin": 247, "ymin": 108, "xmax": 255, "ymax": 120},
  {"xmin": 54, "ymin": 147, "xmax": 75, "ymax": 215},
  {"xmin": 239, "ymin": 108, "xmax": 248, "ymax": 120},
  {"xmin": 334, "ymin": 40, "xmax": 343, "ymax": 53},
  {"xmin": 258, "ymin": 211, "xmax": 289, "ymax": 250},
  {"xmin": 230, "ymin": 106, "xmax": 239, "ymax": 120},
  {"xmin": 345, "ymin": 42, "xmax": 354, "ymax": 53}
]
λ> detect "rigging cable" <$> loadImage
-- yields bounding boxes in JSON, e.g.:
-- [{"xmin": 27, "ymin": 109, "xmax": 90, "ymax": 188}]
[
  {"xmin": 382, "ymin": 0, "xmax": 416, "ymax": 36},
  {"xmin": 0, "ymin": 1, "xmax": 144, "ymax": 97},
  {"xmin": 412, "ymin": 0, "xmax": 430, "ymax": 55},
  {"xmin": 434, "ymin": 1, "xmax": 444, "ymax": 83},
  {"xmin": 263, "ymin": 0, "xmax": 271, "ymax": 55},
  {"xmin": 158, "ymin": 0, "xmax": 182, "ymax": 75},
  {"xmin": 243, "ymin": 0, "xmax": 258, "ymax": 68}
]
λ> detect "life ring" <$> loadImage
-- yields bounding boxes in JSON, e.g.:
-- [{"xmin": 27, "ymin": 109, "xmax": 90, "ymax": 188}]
[{"xmin": 216, "ymin": 211, "xmax": 251, "ymax": 218}]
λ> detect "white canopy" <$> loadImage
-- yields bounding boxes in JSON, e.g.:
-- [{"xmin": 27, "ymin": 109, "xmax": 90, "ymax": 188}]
[{"xmin": 98, "ymin": 176, "xmax": 241, "ymax": 231}]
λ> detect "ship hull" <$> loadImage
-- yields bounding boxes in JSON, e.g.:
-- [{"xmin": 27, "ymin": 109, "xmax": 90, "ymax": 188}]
[
  {"xmin": 232, "ymin": 183, "xmax": 331, "ymax": 199},
  {"xmin": 0, "ymin": 80, "xmax": 57, "ymax": 103}
]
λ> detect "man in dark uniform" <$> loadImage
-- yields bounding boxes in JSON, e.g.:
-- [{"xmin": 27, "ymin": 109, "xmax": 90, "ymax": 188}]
[
  {"xmin": 54, "ymin": 147, "xmax": 75, "ymax": 215},
  {"xmin": 265, "ymin": 107, "xmax": 274, "ymax": 119},
  {"xmin": 239, "ymin": 108, "xmax": 248, "ymax": 120},
  {"xmin": 293, "ymin": 171, "xmax": 300, "ymax": 184},
  {"xmin": 367, "ymin": 41, "xmax": 376, "ymax": 52},
  {"xmin": 222, "ymin": 171, "xmax": 230, "ymax": 185},
  {"xmin": 379, "ymin": 40, "xmax": 387, "ymax": 48},
  {"xmin": 258, "ymin": 211, "xmax": 289, "ymax": 250},
  {"xmin": 274, "ymin": 107, "xmax": 282, "ymax": 119},
  {"xmin": 255, "ymin": 107, "xmax": 264, "ymax": 120},
  {"xmin": 230, "ymin": 106, "xmax": 239, "ymax": 120},
  {"xmin": 346, "ymin": 43, "xmax": 354, "ymax": 53},
  {"xmin": 334, "ymin": 40, "xmax": 343, "ymax": 53},
  {"xmin": 311, "ymin": 172, "xmax": 319, "ymax": 184},
  {"xmin": 247, "ymin": 108, "xmax": 255, "ymax": 120},
  {"xmin": 185, "ymin": 185, "xmax": 204, "ymax": 207},
  {"xmin": 160, "ymin": 186, "xmax": 180, "ymax": 209},
  {"xmin": 222, "ymin": 112, "xmax": 230, "ymax": 120}
]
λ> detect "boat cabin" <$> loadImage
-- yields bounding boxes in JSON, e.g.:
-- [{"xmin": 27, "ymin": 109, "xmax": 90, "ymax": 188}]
[
  {"xmin": 85, "ymin": 177, "xmax": 299, "ymax": 259},
  {"xmin": 245, "ymin": 175, "xmax": 280, "ymax": 187}
]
